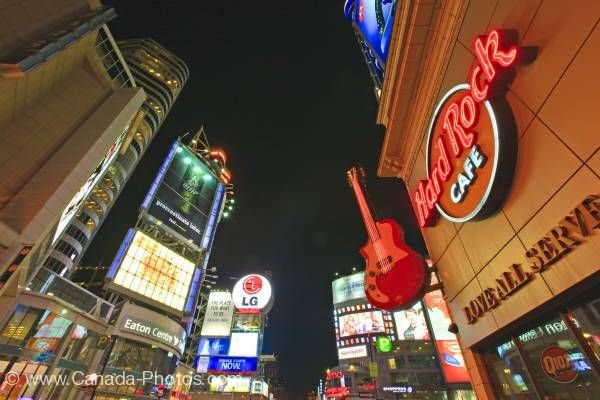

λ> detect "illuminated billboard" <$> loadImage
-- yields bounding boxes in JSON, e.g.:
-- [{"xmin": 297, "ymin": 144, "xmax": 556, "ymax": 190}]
[
  {"xmin": 346, "ymin": 0, "xmax": 397, "ymax": 65},
  {"xmin": 109, "ymin": 230, "xmax": 196, "ymax": 312},
  {"xmin": 393, "ymin": 302, "xmax": 431, "ymax": 340},
  {"xmin": 197, "ymin": 338, "xmax": 230, "ymax": 356},
  {"xmin": 424, "ymin": 289, "xmax": 470, "ymax": 383},
  {"xmin": 209, "ymin": 375, "xmax": 251, "ymax": 392},
  {"xmin": 232, "ymin": 274, "xmax": 273, "ymax": 314},
  {"xmin": 334, "ymin": 303, "xmax": 395, "ymax": 348},
  {"xmin": 53, "ymin": 126, "xmax": 128, "ymax": 244},
  {"xmin": 142, "ymin": 141, "xmax": 221, "ymax": 246},
  {"xmin": 232, "ymin": 313, "xmax": 261, "ymax": 332},
  {"xmin": 332, "ymin": 272, "xmax": 365, "ymax": 304},
  {"xmin": 200, "ymin": 291, "xmax": 234, "ymax": 337},
  {"xmin": 228, "ymin": 332, "xmax": 259, "ymax": 357},
  {"xmin": 338, "ymin": 345, "xmax": 368, "ymax": 360},
  {"xmin": 207, "ymin": 357, "xmax": 258, "ymax": 375},
  {"xmin": 338, "ymin": 311, "xmax": 385, "ymax": 338}
]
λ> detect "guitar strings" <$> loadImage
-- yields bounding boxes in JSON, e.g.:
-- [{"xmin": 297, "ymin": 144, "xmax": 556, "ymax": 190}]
[{"xmin": 350, "ymin": 173, "xmax": 392, "ymax": 278}]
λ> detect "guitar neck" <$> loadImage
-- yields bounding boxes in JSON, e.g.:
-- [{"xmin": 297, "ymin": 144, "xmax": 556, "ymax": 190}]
[{"xmin": 350, "ymin": 177, "xmax": 380, "ymax": 243}]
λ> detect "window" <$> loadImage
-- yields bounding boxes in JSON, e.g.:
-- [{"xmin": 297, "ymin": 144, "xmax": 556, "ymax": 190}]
[{"xmin": 485, "ymin": 312, "xmax": 600, "ymax": 399}]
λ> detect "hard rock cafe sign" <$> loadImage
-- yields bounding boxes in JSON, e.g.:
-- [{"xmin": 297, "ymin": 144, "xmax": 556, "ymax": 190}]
[{"xmin": 414, "ymin": 30, "xmax": 534, "ymax": 227}]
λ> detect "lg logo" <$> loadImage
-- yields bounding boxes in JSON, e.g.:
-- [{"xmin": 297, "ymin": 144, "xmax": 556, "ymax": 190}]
[
  {"xmin": 242, "ymin": 275, "xmax": 263, "ymax": 294},
  {"xmin": 233, "ymin": 274, "xmax": 272, "ymax": 313}
]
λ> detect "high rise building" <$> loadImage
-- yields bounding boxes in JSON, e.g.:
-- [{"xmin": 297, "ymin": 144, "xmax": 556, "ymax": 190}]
[
  {"xmin": 0, "ymin": 1, "xmax": 151, "ymax": 398},
  {"xmin": 90, "ymin": 129, "xmax": 235, "ymax": 398},
  {"xmin": 327, "ymin": 272, "xmax": 474, "ymax": 400},
  {"xmin": 43, "ymin": 37, "xmax": 189, "ymax": 279}
]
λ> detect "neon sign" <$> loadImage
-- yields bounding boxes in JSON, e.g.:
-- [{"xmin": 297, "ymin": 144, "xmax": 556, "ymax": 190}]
[{"xmin": 414, "ymin": 30, "xmax": 533, "ymax": 227}]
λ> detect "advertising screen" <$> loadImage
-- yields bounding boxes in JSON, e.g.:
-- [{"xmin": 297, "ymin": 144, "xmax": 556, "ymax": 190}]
[
  {"xmin": 338, "ymin": 311, "xmax": 385, "ymax": 338},
  {"xmin": 338, "ymin": 345, "xmax": 368, "ymax": 360},
  {"xmin": 228, "ymin": 332, "xmax": 259, "ymax": 357},
  {"xmin": 209, "ymin": 376, "xmax": 251, "ymax": 393},
  {"xmin": 393, "ymin": 302, "xmax": 431, "ymax": 340},
  {"xmin": 53, "ymin": 126, "xmax": 128, "ymax": 244},
  {"xmin": 197, "ymin": 338, "xmax": 230, "ymax": 356},
  {"xmin": 332, "ymin": 272, "xmax": 365, "ymax": 304},
  {"xmin": 207, "ymin": 357, "xmax": 258, "ymax": 375},
  {"xmin": 144, "ymin": 143, "xmax": 219, "ymax": 246},
  {"xmin": 111, "ymin": 230, "xmax": 196, "ymax": 312},
  {"xmin": 201, "ymin": 292, "xmax": 234, "ymax": 337},
  {"xmin": 351, "ymin": 0, "xmax": 397, "ymax": 64},
  {"xmin": 251, "ymin": 381, "xmax": 269, "ymax": 397},
  {"xmin": 232, "ymin": 313, "xmax": 261, "ymax": 332},
  {"xmin": 423, "ymin": 289, "xmax": 470, "ymax": 383}
]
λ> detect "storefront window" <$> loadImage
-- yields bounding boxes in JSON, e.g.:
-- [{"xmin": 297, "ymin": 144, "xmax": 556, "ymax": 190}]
[
  {"xmin": 0, "ymin": 306, "xmax": 42, "ymax": 347},
  {"xmin": 61, "ymin": 324, "xmax": 99, "ymax": 365},
  {"xmin": 569, "ymin": 299, "xmax": 600, "ymax": 363},
  {"xmin": 485, "ymin": 312, "xmax": 600, "ymax": 400},
  {"xmin": 484, "ymin": 338, "xmax": 536, "ymax": 399},
  {"xmin": 517, "ymin": 315, "xmax": 600, "ymax": 399}
]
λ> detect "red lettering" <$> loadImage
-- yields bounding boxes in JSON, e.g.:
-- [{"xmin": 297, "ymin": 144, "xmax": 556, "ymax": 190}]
[{"xmin": 414, "ymin": 29, "xmax": 521, "ymax": 227}]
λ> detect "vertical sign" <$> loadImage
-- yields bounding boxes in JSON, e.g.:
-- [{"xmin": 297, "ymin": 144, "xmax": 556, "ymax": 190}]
[
  {"xmin": 201, "ymin": 291, "xmax": 234, "ymax": 337},
  {"xmin": 423, "ymin": 288, "xmax": 470, "ymax": 383}
]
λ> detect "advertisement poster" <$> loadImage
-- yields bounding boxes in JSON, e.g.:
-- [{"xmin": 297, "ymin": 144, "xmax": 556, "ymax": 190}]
[
  {"xmin": 207, "ymin": 357, "xmax": 258, "ymax": 375},
  {"xmin": 338, "ymin": 311, "xmax": 385, "ymax": 338},
  {"xmin": 423, "ymin": 289, "xmax": 470, "ymax": 383},
  {"xmin": 111, "ymin": 231, "xmax": 195, "ymax": 312},
  {"xmin": 197, "ymin": 337, "xmax": 230, "ymax": 356},
  {"xmin": 393, "ymin": 302, "xmax": 430, "ymax": 340},
  {"xmin": 201, "ymin": 292, "xmax": 234, "ymax": 337},
  {"xmin": 232, "ymin": 313, "xmax": 260, "ymax": 332},
  {"xmin": 332, "ymin": 272, "xmax": 365, "ymax": 304},
  {"xmin": 351, "ymin": 0, "xmax": 397, "ymax": 64},
  {"xmin": 53, "ymin": 128, "xmax": 127, "ymax": 244},
  {"xmin": 146, "ymin": 144, "xmax": 219, "ymax": 246},
  {"xmin": 209, "ymin": 376, "xmax": 251, "ymax": 393},
  {"xmin": 228, "ymin": 332, "xmax": 259, "ymax": 357}
]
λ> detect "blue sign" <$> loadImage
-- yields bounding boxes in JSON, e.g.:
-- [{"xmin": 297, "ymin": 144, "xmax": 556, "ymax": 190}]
[
  {"xmin": 345, "ymin": 0, "xmax": 397, "ymax": 65},
  {"xmin": 197, "ymin": 337, "xmax": 230, "ymax": 356},
  {"xmin": 207, "ymin": 357, "xmax": 258, "ymax": 374}
]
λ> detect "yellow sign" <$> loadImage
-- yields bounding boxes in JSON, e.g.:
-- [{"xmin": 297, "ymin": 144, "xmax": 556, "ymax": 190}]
[{"xmin": 369, "ymin": 362, "xmax": 378, "ymax": 377}]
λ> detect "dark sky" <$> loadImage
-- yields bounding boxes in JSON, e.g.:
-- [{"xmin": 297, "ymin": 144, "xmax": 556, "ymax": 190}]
[{"xmin": 83, "ymin": 0, "xmax": 404, "ymax": 394}]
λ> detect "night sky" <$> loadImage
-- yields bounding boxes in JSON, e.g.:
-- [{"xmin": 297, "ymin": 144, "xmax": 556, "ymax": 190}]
[{"xmin": 83, "ymin": 0, "xmax": 414, "ymax": 395}]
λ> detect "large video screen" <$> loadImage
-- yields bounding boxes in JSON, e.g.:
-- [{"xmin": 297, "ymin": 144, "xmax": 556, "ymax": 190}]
[
  {"xmin": 334, "ymin": 303, "xmax": 395, "ymax": 348},
  {"xmin": 393, "ymin": 302, "xmax": 431, "ymax": 340},
  {"xmin": 111, "ymin": 230, "xmax": 196, "ymax": 312},
  {"xmin": 232, "ymin": 313, "xmax": 261, "ymax": 332},
  {"xmin": 228, "ymin": 332, "xmax": 259, "ymax": 357},
  {"xmin": 53, "ymin": 126, "xmax": 128, "ymax": 244},
  {"xmin": 144, "ymin": 143, "xmax": 219, "ymax": 246},
  {"xmin": 209, "ymin": 376, "xmax": 251, "ymax": 393},
  {"xmin": 338, "ymin": 311, "xmax": 385, "ymax": 338},
  {"xmin": 350, "ymin": 0, "xmax": 397, "ymax": 64}
]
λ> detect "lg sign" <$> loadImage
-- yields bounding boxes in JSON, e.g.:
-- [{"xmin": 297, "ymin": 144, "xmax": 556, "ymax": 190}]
[
  {"xmin": 414, "ymin": 30, "xmax": 534, "ymax": 227},
  {"xmin": 233, "ymin": 274, "xmax": 273, "ymax": 314}
]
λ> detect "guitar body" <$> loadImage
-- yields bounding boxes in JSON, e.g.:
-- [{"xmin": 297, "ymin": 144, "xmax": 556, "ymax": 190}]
[{"xmin": 360, "ymin": 218, "xmax": 426, "ymax": 311}]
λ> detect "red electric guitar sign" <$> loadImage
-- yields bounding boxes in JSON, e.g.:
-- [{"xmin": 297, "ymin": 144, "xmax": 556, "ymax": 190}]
[
  {"xmin": 414, "ymin": 30, "xmax": 535, "ymax": 227},
  {"xmin": 347, "ymin": 166, "xmax": 427, "ymax": 311}
]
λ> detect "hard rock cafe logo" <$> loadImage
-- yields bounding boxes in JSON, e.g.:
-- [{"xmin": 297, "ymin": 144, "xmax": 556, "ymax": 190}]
[{"xmin": 414, "ymin": 30, "xmax": 535, "ymax": 227}]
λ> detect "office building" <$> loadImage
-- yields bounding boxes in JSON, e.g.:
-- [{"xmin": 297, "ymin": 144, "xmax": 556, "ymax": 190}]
[
  {"xmin": 43, "ymin": 37, "xmax": 189, "ymax": 279},
  {"xmin": 0, "ymin": 1, "xmax": 148, "ymax": 398}
]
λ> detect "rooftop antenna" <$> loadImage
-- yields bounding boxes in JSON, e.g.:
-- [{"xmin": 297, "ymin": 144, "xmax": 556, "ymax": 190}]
[{"xmin": 187, "ymin": 126, "xmax": 211, "ymax": 157}]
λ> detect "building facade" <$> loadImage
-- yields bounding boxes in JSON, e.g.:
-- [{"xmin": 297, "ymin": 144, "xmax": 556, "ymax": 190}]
[
  {"xmin": 328, "ymin": 272, "xmax": 474, "ymax": 400},
  {"xmin": 0, "ymin": 1, "xmax": 148, "ymax": 398},
  {"xmin": 364, "ymin": 0, "xmax": 600, "ymax": 399},
  {"xmin": 44, "ymin": 36, "xmax": 189, "ymax": 280}
]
